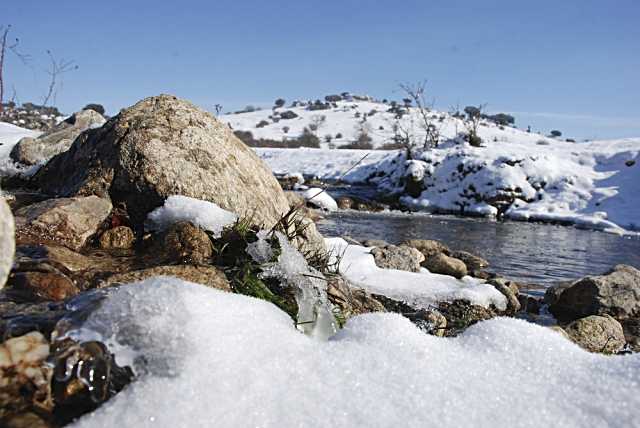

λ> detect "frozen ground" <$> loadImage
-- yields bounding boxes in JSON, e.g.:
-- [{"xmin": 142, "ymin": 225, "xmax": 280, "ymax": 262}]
[{"xmin": 70, "ymin": 278, "xmax": 640, "ymax": 428}]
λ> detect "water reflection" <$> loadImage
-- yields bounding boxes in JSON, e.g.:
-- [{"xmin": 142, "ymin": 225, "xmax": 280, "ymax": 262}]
[{"xmin": 317, "ymin": 211, "xmax": 640, "ymax": 287}]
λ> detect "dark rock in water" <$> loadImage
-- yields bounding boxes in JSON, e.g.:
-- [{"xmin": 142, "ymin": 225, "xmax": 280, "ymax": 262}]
[
  {"xmin": 422, "ymin": 253, "xmax": 468, "ymax": 279},
  {"xmin": 99, "ymin": 265, "xmax": 231, "ymax": 292},
  {"xmin": 336, "ymin": 196, "xmax": 386, "ymax": 212},
  {"xmin": 152, "ymin": 221, "xmax": 213, "ymax": 265},
  {"xmin": 34, "ymin": 94, "xmax": 291, "ymax": 230},
  {"xmin": 564, "ymin": 315, "xmax": 626, "ymax": 354},
  {"xmin": 620, "ymin": 318, "xmax": 640, "ymax": 352},
  {"xmin": 370, "ymin": 244, "xmax": 424, "ymax": 272},
  {"xmin": 549, "ymin": 264, "xmax": 640, "ymax": 322},
  {"xmin": 518, "ymin": 295, "xmax": 541, "ymax": 315},
  {"xmin": 326, "ymin": 276, "xmax": 385, "ymax": 320},
  {"xmin": 14, "ymin": 196, "xmax": 112, "ymax": 251},
  {"xmin": 99, "ymin": 225, "xmax": 135, "ymax": 250}
]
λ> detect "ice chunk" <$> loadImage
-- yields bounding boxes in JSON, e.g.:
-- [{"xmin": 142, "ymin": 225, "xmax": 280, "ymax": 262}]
[{"xmin": 146, "ymin": 195, "xmax": 237, "ymax": 237}]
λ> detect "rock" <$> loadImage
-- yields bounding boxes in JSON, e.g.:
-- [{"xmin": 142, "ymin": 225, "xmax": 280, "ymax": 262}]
[
  {"xmin": 620, "ymin": 318, "xmax": 640, "ymax": 352},
  {"xmin": 564, "ymin": 315, "xmax": 626, "ymax": 354},
  {"xmin": 10, "ymin": 109, "xmax": 105, "ymax": 166},
  {"xmin": 326, "ymin": 276, "xmax": 385, "ymax": 320},
  {"xmin": 0, "ymin": 332, "xmax": 53, "ymax": 424},
  {"xmin": 15, "ymin": 196, "xmax": 112, "ymax": 251},
  {"xmin": 370, "ymin": 244, "xmax": 423, "ymax": 272},
  {"xmin": 0, "ymin": 196, "xmax": 15, "ymax": 288},
  {"xmin": 34, "ymin": 95, "xmax": 291, "ymax": 231},
  {"xmin": 8, "ymin": 271, "xmax": 79, "ymax": 301},
  {"xmin": 337, "ymin": 197, "xmax": 352, "ymax": 210},
  {"xmin": 543, "ymin": 281, "xmax": 572, "ymax": 306},
  {"xmin": 548, "ymin": 325, "xmax": 571, "ymax": 340},
  {"xmin": 363, "ymin": 239, "xmax": 390, "ymax": 248},
  {"xmin": 402, "ymin": 239, "xmax": 450, "ymax": 258},
  {"xmin": 488, "ymin": 278, "xmax": 521, "ymax": 314},
  {"xmin": 549, "ymin": 265, "xmax": 640, "ymax": 322},
  {"xmin": 153, "ymin": 221, "xmax": 212, "ymax": 265},
  {"xmin": 99, "ymin": 226, "xmax": 135, "ymax": 250},
  {"xmin": 437, "ymin": 300, "xmax": 497, "ymax": 336},
  {"xmin": 405, "ymin": 310, "xmax": 447, "ymax": 337},
  {"xmin": 518, "ymin": 294, "xmax": 541, "ymax": 314},
  {"xmin": 100, "ymin": 265, "xmax": 231, "ymax": 291},
  {"xmin": 450, "ymin": 250, "xmax": 489, "ymax": 272},
  {"xmin": 422, "ymin": 253, "xmax": 468, "ymax": 279}
]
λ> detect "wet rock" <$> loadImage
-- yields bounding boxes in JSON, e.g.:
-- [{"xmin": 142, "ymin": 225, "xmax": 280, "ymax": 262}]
[
  {"xmin": 10, "ymin": 109, "xmax": 105, "ymax": 166},
  {"xmin": 488, "ymin": 278, "xmax": 521, "ymax": 314},
  {"xmin": 422, "ymin": 253, "xmax": 468, "ymax": 279},
  {"xmin": 0, "ymin": 332, "xmax": 53, "ymax": 424},
  {"xmin": 450, "ymin": 250, "xmax": 489, "ymax": 272},
  {"xmin": 620, "ymin": 318, "xmax": 640, "ymax": 352},
  {"xmin": 564, "ymin": 315, "xmax": 626, "ymax": 354},
  {"xmin": 50, "ymin": 338, "xmax": 134, "ymax": 424},
  {"xmin": 15, "ymin": 196, "xmax": 112, "ymax": 251},
  {"xmin": 370, "ymin": 244, "xmax": 423, "ymax": 272},
  {"xmin": 35, "ymin": 94, "xmax": 291, "ymax": 230},
  {"xmin": 518, "ymin": 294, "xmax": 542, "ymax": 314},
  {"xmin": 326, "ymin": 276, "xmax": 385, "ymax": 320},
  {"xmin": 0, "ymin": 299, "xmax": 67, "ymax": 340},
  {"xmin": 100, "ymin": 265, "xmax": 231, "ymax": 291},
  {"xmin": 549, "ymin": 265, "xmax": 640, "ymax": 322},
  {"xmin": 363, "ymin": 239, "xmax": 390, "ymax": 248},
  {"xmin": 99, "ymin": 226, "xmax": 135, "ymax": 250},
  {"xmin": 336, "ymin": 196, "xmax": 385, "ymax": 212},
  {"xmin": 154, "ymin": 221, "xmax": 212, "ymax": 264},
  {"xmin": 402, "ymin": 239, "xmax": 450, "ymax": 258},
  {"xmin": 8, "ymin": 271, "xmax": 79, "ymax": 302},
  {"xmin": 0, "ymin": 196, "xmax": 15, "ymax": 288},
  {"xmin": 543, "ymin": 281, "xmax": 572, "ymax": 306},
  {"xmin": 337, "ymin": 197, "xmax": 352, "ymax": 210},
  {"xmin": 405, "ymin": 310, "xmax": 447, "ymax": 337}
]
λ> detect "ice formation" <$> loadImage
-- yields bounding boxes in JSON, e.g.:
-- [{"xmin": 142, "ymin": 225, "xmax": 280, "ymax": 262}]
[
  {"xmin": 302, "ymin": 188, "xmax": 339, "ymax": 212},
  {"xmin": 145, "ymin": 195, "xmax": 237, "ymax": 237}
]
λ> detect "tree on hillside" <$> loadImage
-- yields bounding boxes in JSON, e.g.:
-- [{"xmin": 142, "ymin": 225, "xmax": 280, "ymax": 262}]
[
  {"xmin": 274, "ymin": 98, "xmax": 286, "ymax": 108},
  {"xmin": 550, "ymin": 130, "xmax": 562, "ymax": 138},
  {"xmin": 398, "ymin": 80, "xmax": 440, "ymax": 150},
  {"xmin": 0, "ymin": 25, "xmax": 30, "ymax": 113},
  {"xmin": 41, "ymin": 50, "xmax": 78, "ymax": 107},
  {"xmin": 463, "ymin": 104, "xmax": 486, "ymax": 147}
]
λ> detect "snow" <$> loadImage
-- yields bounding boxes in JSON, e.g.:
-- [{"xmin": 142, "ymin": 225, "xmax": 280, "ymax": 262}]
[
  {"xmin": 0, "ymin": 122, "xmax": 40, "ymax": 176},
  {"xmin": 146, "ymin": 195, "xmax": 237, "ymax": 237},
  {"xmin": 302, "ymin": 187, "xmax": 339, "ymax": 212},
  {"xmin": 327, "ymin": 237, "xmax": 506, "ymax": 310},
  {"xmin": 69, "ymin": 277, "xmax": 640, "ymax": 428}
]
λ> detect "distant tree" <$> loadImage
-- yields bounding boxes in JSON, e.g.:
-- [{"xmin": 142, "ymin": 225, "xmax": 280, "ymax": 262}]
[
  {"xmin": 282, "ymin": 126, "xmax": 290, "ymax": 134},
  {"xmin": 487, "ymin": 113, "xmax": 515, "ymax": 126},
  {"xmin": 325, "ymin": 94, "xmax": 342, "ymax": 102},
  {"xmin": 42, "ymin": 50, "xmax": 78, "ymax": 106},
  {"xmin": 214, "ymin": 103, "xmax": 223, "ymax": 116},
  {"xmin": 309, "ymin": 114, "xmax": 326, "ymax": 133},
  {"xmin": 83, "ymin": 103, "xmax": 105, "ymax": 115},
  {"xmin": 399, "ymin": 80, "xmax": 440, "ymax": 150},
  {"xmin": 464, "ymin": 106, "xmax": 481, "ymax": 120},
  {"xmin": 464, "ymin": 104, "xmax": 486, "ymax": 147},
  {"xmin": 274, "ymin": 98, "xmax": 286, "ymax": 108},
  {"xmin": 296, "ymin": 127, "xmax": 320, "ymax": 148},
  {"xmin": 256, "ymin": 120, "xmax": 269, "ymax": 128},
  {"xmin": 550, "ymin": 130, "xmax": 562, "ymax": 138},
  {"xmin": 402, "ymin": 98, "xmax": 412, "ymax": 107}
]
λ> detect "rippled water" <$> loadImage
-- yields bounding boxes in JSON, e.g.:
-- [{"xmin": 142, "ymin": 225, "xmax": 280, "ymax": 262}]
[{"xmin": 317, "ymin": 210, "xmax": 640, "ymax": 289}]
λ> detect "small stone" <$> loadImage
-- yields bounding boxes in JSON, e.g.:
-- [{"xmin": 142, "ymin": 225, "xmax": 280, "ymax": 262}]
[
  {"xmin": 326, "ymin": 276, "xmax": 385, "ymax": 320},
  {"xmin": 370, "ymin": 244, "xmax": 424, "ymax": 272},
  {"xmin": 488, "ymin": 278, "xmax": 521, "ymax": 314},
  {"xmin": 336, "ymin": 197, "xmax": 353, "ymax": 210},
  {"xmin": 99, "ymin": 226, "xmax": 135, "ymax": 250},
  {"xmin": 9, "ymin": 271, "xmax": 79, "ymax": 301},
  {"xmin": 156, "ymin": 222, "xmax": 213, "ymax": 264},
  {"xmin": 100, "ymin": 265, "xmax": 231, "ymax": 291},
  {"xmin": 450, "ymin": 250, "xmax": 489, "ymax": 271},
  {"xmin": 564, "ymin": 315, "xmax": 626, "ymax": 354},
  {"xmin": 422, "ymin": 253, "xmax": 468, "ymax": 279},
  {"xmin": 402, "ymin": 239, "xmax": 450, "ymax": 258}
]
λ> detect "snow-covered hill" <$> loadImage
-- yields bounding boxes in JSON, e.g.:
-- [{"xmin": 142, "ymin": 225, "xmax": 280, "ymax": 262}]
[{"xmin": 221, "ymin": 98, "xmax": 558, "ymax": 149}]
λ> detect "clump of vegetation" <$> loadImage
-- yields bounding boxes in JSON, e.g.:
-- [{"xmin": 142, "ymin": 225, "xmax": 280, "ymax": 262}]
[{"xmin": 339, "ymin": 130, "xmax": 373, "ymax": 150}]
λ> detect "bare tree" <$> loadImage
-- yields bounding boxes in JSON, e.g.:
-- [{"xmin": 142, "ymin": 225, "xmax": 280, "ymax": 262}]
[
  {"xmin": 463, "ymin": 103, "xmax": 487, "ymax": 147},
  {"xmin": 0, "ymin": 25, "xmax": 30, "ymax": 113},
  {"xmin": 309, "ymin": 114, "xmax": 326, "ymax": 134},
  {"xmin": 398, "ymin": 80, "xmax": 440, "ymax": 150},
  {"xmin": 42, "ymin": 50, "xmax": 78, "ymax": 106}
]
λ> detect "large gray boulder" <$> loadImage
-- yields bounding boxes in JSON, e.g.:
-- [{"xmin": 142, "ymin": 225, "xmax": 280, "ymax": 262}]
[
  {"xmin": 33, "ymin": 95, "xmax": 323, "ymax": 250},
  {"xmin": 0, "ymin": 196, "xmax": 15, "ymax": 288},
  {"xmin": 549, "ymin": 265, "xmax": 640, "ymax": 322},
  {"xmin": 370, "ymin": 243, "xmax": 424, "ymax": 272},
  {"xmin": 10, "ymin": 109, "xmax": 105, "ymax": 166}
]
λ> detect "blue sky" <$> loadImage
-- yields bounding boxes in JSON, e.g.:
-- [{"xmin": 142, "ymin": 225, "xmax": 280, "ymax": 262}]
[{"xmin": 4, "ymin": 0, "xmax": 639, "ymax": 140}]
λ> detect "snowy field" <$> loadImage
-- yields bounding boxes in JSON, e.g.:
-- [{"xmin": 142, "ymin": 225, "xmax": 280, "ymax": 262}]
[{"xmin": 69, "ymin": 278, "xmax": 640, "ymax": 428}]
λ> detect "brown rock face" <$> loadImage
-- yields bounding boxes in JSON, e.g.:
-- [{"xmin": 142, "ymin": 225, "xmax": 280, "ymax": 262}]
[
  {"xmin": 100, "ymin": 265, "xmax": 231, "ymax": 291},
  {"xmin": 402, "ymin": 239, "xmax": 450, "ymax": 259},
  {"xmin": 99, "ymin": 226, "xmax": 135, "ymax": 250},
  {"xmin": 422, "ymin": 253, "xmax": 468, "ymax": 279},
  {"xmin": 564, "ymin": 315, "xmax": 626, "ymax": 354},
  {"xmin": 14, "ymin": 196, "xmax": 112, "ymax": 251},
  {"xmin": 9, "ymin": 271, "xmax": 79, "ymax": 301},
  {"xmin": 34, "ymin": 94, "xmax": 291, "ymax": 230},
  {"xmin": 154, "ymin": 222, "xmax": 213, "ymax": 265}
]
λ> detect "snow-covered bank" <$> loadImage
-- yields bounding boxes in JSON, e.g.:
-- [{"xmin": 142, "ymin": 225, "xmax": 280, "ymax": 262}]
[
  {"xmin": 255, "ymin": 137, "xmax": 640, "ymax": 234},
  {"xmin": 326, "ymin": 237, "xmax": 506, "ymax": 309},
  {"xmin": 71, "ymin": 278, "xmax": 640, "ymax": 428},
  {"xmin": 0, "ymin": 122, "xmax": 40, "ymax": 177}
]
